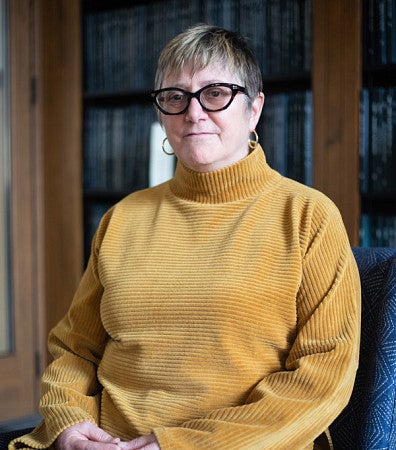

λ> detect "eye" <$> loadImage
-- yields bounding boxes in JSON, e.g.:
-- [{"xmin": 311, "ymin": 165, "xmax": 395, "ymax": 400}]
[
  {"xmin": 166, "ymin": 91, "xmax": 185, "ymax": 103},
  {"xmin": 208, "ymin": 89, "xmax": 221, "ymax": 97},
  {"xmin": 206, "ymin": 88, "xmax": 225, "ymax": 97},
  {"xmin": 202, "ymin": 86, "xmax": 231, "ymax": 103}
]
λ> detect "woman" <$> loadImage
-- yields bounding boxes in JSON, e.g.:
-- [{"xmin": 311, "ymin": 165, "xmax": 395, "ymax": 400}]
[{"xmin": 11, "ymin": 24, "xmax": 360, "ymax": 450}]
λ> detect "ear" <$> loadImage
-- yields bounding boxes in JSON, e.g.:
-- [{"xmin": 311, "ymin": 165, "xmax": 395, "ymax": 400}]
[{"xmin": 249, "ymin": 92, "xmax": 265, "ymax": 130}]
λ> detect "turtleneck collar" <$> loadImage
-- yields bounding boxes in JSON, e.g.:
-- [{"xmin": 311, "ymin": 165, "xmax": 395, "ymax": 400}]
[{"xmin": 169, "ymin": 145, "xmax": 280, "ymax": 204}]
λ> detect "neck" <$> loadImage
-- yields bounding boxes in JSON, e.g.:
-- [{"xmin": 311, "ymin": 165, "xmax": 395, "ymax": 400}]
[{"xmin": 169, "ymin": 145, "xmax": 280, "ymax": 204}]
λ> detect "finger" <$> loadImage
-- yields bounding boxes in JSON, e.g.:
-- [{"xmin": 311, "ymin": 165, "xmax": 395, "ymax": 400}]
[
  {"xmin": 82, "ymin": 422, "xmax": 120, "ymax": 444},
  {"xmin": 74, "ymin": 441, "xmax": 121, "ymax": 450},
  {"xmin": 140, "ymin": 443, "xmax": 160, "ymax": 450},
  {"xmin": 56, "ymin": 422, "xmax": 121, "ymax": 450},
  {"xmin": 124, "ymin": 434, "xmax": 158, "ymax": 450}
]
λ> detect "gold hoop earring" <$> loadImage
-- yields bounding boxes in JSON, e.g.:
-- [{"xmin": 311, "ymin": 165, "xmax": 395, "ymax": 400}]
[
  {"xmin": 162, "ymin": 137, "xmax": 175, "ymax": 156},
  {"xmin": 248, "ymin": 130, "xmax": 259, "ymax": 150}
]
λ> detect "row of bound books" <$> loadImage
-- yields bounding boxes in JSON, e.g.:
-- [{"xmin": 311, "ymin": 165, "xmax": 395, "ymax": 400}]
[
  {"xmin": 83, "ymin": 0, "xmax": 312, "ymax": 93},
  {"xmin": 83, "ymin": 104, "xmax": 156, "ymax": 193},
  {"xmin": 360, "ymin": 213, "xmax": 396, "ymax": 247},
  {"xmin": 364, "ymin": 0, "xmax": 396, "ymax": 66},
  {"xmin": 360, "ymin": 87, "xmax": 396, "ymax": 195},
  {"xmin": 259, "ymin": 90, "xmax": 312, "ymax": 186}
]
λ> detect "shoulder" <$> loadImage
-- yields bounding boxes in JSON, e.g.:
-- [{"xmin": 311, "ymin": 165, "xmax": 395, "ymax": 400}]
[
  {"xmin": 92, "ymin": 182, "xmax": 170, "ymax": 246},
  {"xmin": 118, "ymin": 181, "xmax": 170, "ymax": 209},
  {"xmin": 276, "ymin": 176, "xmax": 342, "ymax": 220},
  {"xmin": 273, "ymin": 176, "xmax": 349, "ymax": 255}
]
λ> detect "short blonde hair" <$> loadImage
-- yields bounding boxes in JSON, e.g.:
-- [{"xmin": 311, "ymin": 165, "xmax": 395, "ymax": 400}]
[{"xmin": 154, "ymin": 24, "xmax": 263, "ymax": 104}]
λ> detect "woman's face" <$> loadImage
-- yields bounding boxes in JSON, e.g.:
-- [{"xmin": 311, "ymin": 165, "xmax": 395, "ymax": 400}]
[{"xmin": 160, "ymin": 63, "xmax": 264, "ymax": 172}]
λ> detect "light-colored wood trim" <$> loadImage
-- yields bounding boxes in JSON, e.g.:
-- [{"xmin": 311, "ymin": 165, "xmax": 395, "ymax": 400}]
[
  {"xmin": 0, "ymin": 0, "xmax": 37, "ymax": 421},
  {"xmin": 0, "ymin": 0, "xmax": 83, "ymax": 420},
  {"xmin": 33, "ymin": 0, "xmax": 83, "ymax": 369},
  {"xmin": 312, "ymin": 0, "xmax": 362, "ymax": 245}
]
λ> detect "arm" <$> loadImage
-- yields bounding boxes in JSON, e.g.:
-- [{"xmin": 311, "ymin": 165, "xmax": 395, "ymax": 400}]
[
  {"xmin": 153, "ymin": 203, "xmax": 361, "ymax": 449},
  {"xmin": 10, "ymin": 210, "xmax": 114, "ymax": 450},
  {"xmin": 39, "ymin": 252, "xmax": 108, "ymax": 436}
]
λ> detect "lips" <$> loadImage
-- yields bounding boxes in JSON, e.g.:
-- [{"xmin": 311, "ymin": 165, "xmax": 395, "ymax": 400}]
[{"xmin": 185, "ymin": 132, "xmax": 215, "ymax": 137}]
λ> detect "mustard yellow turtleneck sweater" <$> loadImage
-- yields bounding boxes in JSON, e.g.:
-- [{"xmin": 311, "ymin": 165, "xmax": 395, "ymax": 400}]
[{"xmin": 12, "ymin": 146, "xmax": 360, "ymax": 450}]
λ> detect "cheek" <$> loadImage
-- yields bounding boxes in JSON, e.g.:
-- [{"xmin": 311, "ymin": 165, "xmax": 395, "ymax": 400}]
[
  {"xmin": 162, "ymin": 118, "xmax": 180, "ymax": 138},
  {"xmin": 221, "ymin": 113, "xmax": 250, "ymax": 140}
]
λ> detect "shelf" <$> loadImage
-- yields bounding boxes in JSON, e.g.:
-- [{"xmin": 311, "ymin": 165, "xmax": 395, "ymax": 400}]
[
  {"xmin": 83, "ymin": 190, "xmax": 133, "ymax": 202},
  {"xmin": 363, "ymin": 64, "xmax": 396, "ymax": 87},
  {"xmin": 262, "ymin": 72, "xmax": 311, "ymax": 93},
  {"xmin": 82, "ymin": 73, "xmax": 312, "ymax": 107},
  {"xmin": 361, "ymin": 193, "xmax": 396, "ymax": 215},
  {"xmin": 83, "ymin": 89, "xmax": 152, "ymax": 107},
  {"xmin": 82, "ymin": 0, "xmax": 152, "ymax": 13}
]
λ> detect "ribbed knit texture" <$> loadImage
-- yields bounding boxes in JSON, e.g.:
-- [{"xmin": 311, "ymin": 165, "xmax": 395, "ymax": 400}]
[{"xmin": 11, "ymin": 146, "xmax": 361, "ymax": 450}]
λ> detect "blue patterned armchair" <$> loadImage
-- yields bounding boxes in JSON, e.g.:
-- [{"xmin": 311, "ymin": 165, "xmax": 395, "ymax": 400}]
[
  {"xmin": 1, "ymin": 247, "xmax": 396, "ymax": 449},
  {"xmin": 330, "ymin": 247, "xmax": 396, "ymax": 449}
]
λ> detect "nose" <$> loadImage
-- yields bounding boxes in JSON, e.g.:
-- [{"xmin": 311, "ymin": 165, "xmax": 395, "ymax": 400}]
[{"xmin": 185, "ymin": 97, "xmax": 207, "ymax": 122}]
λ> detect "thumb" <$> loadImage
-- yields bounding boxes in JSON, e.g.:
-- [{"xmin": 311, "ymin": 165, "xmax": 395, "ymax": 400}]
[{"xmin": 84, "ymin": 422, "xmax": 120, "ymax": 444}]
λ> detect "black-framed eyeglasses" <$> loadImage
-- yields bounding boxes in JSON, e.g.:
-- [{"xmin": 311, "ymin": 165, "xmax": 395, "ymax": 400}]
[{"xmin": 150, "ymin": 83, "xmax": 247, "ymax": 115}]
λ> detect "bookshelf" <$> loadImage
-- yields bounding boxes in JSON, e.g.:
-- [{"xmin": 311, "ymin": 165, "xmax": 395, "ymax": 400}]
[
  {"xmin": 359, "ymin": 0, "xmax": 396, "ymax": 247},
  {"xmin": 81, "ymin": 0, "xmax": 396, "ymax": 251},
  {"xmin": 81, "ymin": 0, "xmax": 313, "ymax": 259}
]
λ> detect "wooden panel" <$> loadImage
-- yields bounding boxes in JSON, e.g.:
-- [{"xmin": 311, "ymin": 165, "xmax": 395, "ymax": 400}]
[
  {"xmin": 33, "ymin": 0, "xmax": 83, "ymax": 368},
  {"xmin": 0, "ymin": 0, "xmax": 83, "ymax": 419},
  {"xmin": 0, "ymin": 0, "xmax": 37, "ymax": 421},
  {"xmin": 312, "ymin": 0, "xmax": 362, "ymax": 245}
]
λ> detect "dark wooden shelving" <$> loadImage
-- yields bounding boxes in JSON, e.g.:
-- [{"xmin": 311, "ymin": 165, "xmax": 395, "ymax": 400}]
[
  {"xmin": 83, "ymin": 89, "xmax": 152, "ymax": 106},
  {"xmin": 81, "ymin": 0, "xmax": 315, "ymax": 260},
  {"xmin": 361, "ymin": 194, "xmax": 396, "ymax": 216},
  {"xmin": 363, "ymin": 64, "xmax": 396, "ymax": 87}
]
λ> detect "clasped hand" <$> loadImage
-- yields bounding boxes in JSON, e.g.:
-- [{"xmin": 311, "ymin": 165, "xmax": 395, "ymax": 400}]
[{"xmin": 55, "ymin": 421, "xmax": 160, "ymax": 450}]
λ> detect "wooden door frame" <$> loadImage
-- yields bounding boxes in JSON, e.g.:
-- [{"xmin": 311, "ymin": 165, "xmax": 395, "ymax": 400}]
[
  {"xmin": 33, "ymin": 0, "xmax": 83, "ymax": 374},
  {"xmin": 0, "ymin": 0, "xmax": 38, "ymax": 421},
  {"xmin": 0, "ymin": 0, "xmax": 83, "ymax": 421}
]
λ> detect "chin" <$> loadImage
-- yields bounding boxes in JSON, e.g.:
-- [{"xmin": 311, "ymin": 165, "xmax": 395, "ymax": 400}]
[{"xmin": 180, "ymin": 148, "xmax": 217, "ymax": 168}]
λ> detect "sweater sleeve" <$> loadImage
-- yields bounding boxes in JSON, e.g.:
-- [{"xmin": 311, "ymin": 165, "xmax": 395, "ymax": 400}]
[
  {"xmin": 10, "ymin": 211, "xmax": 113, "ymax": 450},
  {"xmin": 153, "ymin": 202, "xmax": 361, "ymax": 450}
]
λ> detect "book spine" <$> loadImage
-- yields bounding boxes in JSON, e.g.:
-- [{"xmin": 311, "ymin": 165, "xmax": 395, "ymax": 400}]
[{"xmin": 359, "ymin": 89, "xmax": 370, "ymax": 194}]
